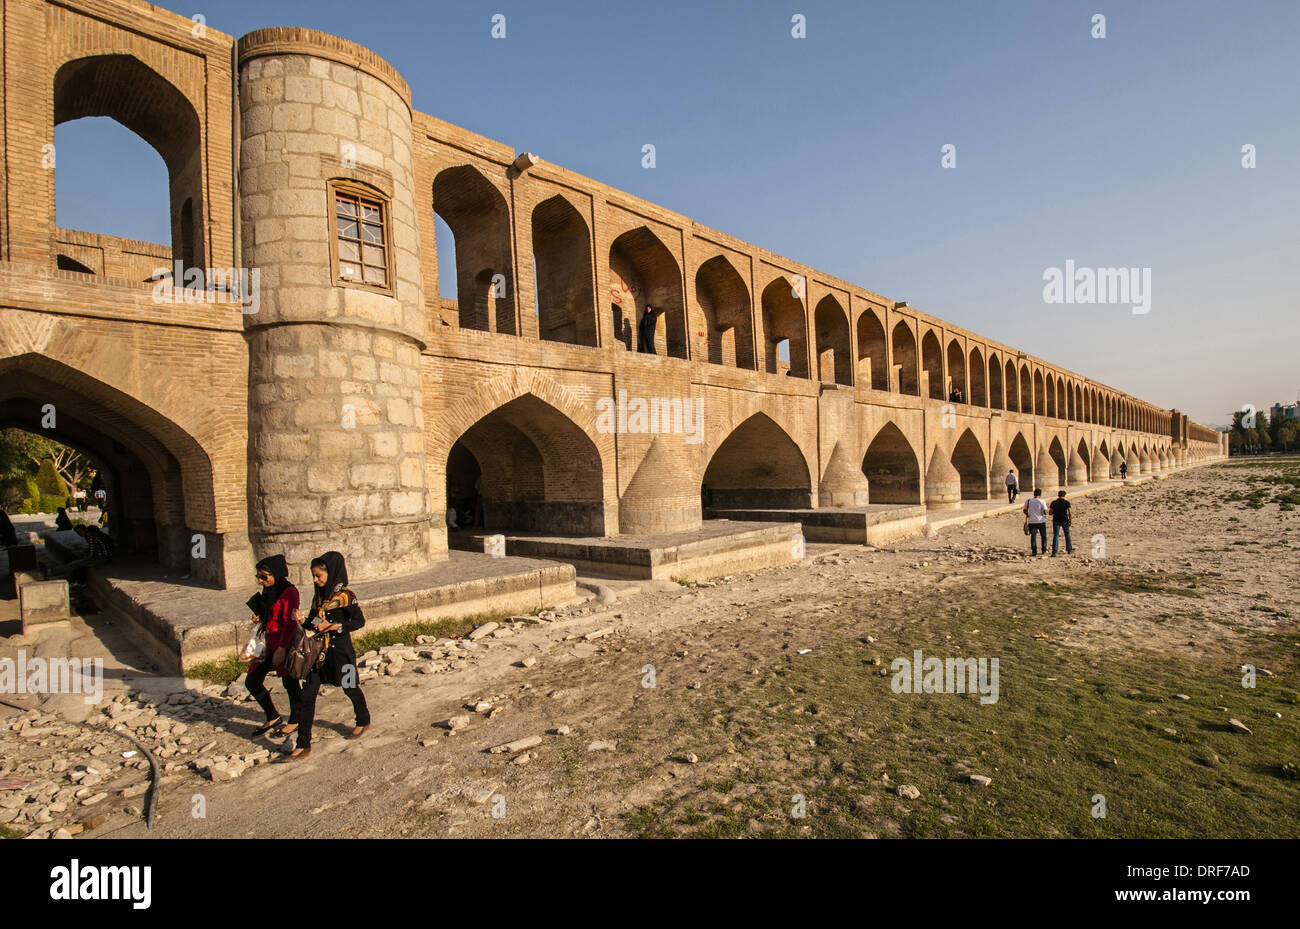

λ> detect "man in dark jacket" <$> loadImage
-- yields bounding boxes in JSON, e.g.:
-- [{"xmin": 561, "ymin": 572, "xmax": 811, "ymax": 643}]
[{"xmin": 1049, "ymin": 490, "xmax": 1073, "ymax": 556}]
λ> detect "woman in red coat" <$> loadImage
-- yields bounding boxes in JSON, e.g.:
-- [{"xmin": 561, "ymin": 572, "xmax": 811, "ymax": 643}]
[{"xmin": 242, "ymin": 554, "xmax": 299, "ymax": 736}]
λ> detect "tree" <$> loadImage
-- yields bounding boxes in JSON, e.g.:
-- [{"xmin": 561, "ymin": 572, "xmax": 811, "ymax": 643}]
[
  {"xmin": 0, "ymin": 428, "xmax": 94, "ymax": 488},
  {"xmin": 35, "ymin": 458, "xmax": 69, "ymax": 497}
]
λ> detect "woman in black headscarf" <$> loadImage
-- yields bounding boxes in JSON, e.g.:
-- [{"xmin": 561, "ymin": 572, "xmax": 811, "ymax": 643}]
[
  {"xmin": 242, "ymin": 554, "xmax": 299, "ymax": 736},
  {"xmin": 281, "ymin": 550, "xmax": 370, "ymax": 761},
  {"xmin": 55, "ymin": 507, "xmax": 74, "ymax": 531}
]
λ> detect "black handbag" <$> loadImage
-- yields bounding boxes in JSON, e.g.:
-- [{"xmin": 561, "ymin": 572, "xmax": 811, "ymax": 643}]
[{"xmin": 281, "ymin": 622, "xmax": 327, "ymax": 680}]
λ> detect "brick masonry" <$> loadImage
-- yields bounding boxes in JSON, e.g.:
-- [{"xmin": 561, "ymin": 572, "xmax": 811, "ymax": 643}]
[{"xmin": 0, "ymin": 0, "xmax": 1228, "ymax": 589}]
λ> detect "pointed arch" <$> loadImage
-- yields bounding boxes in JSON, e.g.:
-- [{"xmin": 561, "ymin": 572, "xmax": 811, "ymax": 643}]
[
  {"xmin": 968, "ymin": 346, "xmax": 986, "ymax": 406},
  {"xmin": 433, "ymin": 165, "xmax": 515, "ymax": 334},
  {"xmin": 1008, "ymin": 432, "xmax": 1034, "ymax": 489},
  {"xmin": 892, "ymin": 321, "xmax": 918, "ymax": 396},
  {"xmin": 988, "ymin": 351, "xmax": 1003, "ymax": 409},
  {"xmin": 532, "ymin": 195, "xmax": 597, "ymax": 346},
  {"xmin": 695, "ymin": 254, "xmax": 755, "ymax": 369},
  {"xmin": 946, "ymin": 338, "xmax": 966, "ymax": 402},
  {"xmin": 1019, "ymin": 363, "xmax": 1033, "ymax": 412},
  {"xmin": 610, "ymin": 225, "xmax": 686, "ymax": 358},
  {"xmin": 761, "ymin": 278, "xmax": 809, "ymax": 378},
  {"xmin": 1046, "ymin": 372, "xmax": 1057, "ymax": 418},
  {"xmin": 814, "ymin": 295, "xmax": 852, "ymax": 385},
  {"xmin": 54, "ymin": 54, "xmax": 205, "ymax": 268},
  {"xmin": 856, "ymin": 309, "xmax": 888, "ymax": 391},
  {"xmin": 921, "ymin": 330, "xmax": 943, "ymax": 400},
  {"xmin": 861, "ymin": 422, "xmax": 920, "ymax": 503},
  {"xmin": 950, "ymin": 429, "xmax": 988, "ymax": 499},
  {"xmin": 702, "ymin": 412, "xmax": 812, "ymax": 509},
  {"xmin": 447, "ymin": 393, "xmax": 606, "ymax": 535}
]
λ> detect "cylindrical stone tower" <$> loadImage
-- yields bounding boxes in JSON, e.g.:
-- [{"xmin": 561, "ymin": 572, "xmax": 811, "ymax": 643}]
[{"xmin": 237, "ymin": 28, "xmax": 437, "ymax": 583}]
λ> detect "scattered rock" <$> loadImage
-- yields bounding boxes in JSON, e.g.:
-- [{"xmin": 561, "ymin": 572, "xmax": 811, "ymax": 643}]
[
  {"xmin": 684, "ymin": 753, "xmax": 699, "ymax": 764},
  {"xmin": 79, "ymin": 792, "xmax": 108, "ymax": 806},
  {"xmin": 1173, "ymin": 694, "xmax": 1190, "ymax": 701},
  {"xmin": 1228, "ymin": 718, "xmax": 1252, "ymax": 734},
  {"xmin": 516, "ymin": 657, "xmax": 537, "ymax": 669},
  {"xmin": 969, "ymin": 775, "xmax": 992, "ymax": 787},
  {"xmin": 896, "ymin": 784, "xmax": 920, "ymax": 800},
  {"xmin": 467, "ymin": 622, "xmax": 499, "ymax": 641},
  {"xmin": 586, "ymin": 740, "xmax": 617, "ymax": 752},
  {"xmin": 550, "ymin": 725, "xmax": 572, "ymax": 736},
  {"xmin": 489, "ymin": 735, "xmax": 543, "ymax": 755}
]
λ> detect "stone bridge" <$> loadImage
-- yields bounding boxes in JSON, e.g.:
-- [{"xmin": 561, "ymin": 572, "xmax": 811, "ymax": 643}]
[{"xmin": 0, "ymin": 0, "xmax": 1227, "ymax": 591}]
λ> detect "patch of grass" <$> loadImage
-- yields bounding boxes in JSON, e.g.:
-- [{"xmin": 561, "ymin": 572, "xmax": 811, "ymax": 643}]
[
  {"xmin": 623, "ymin": 581, "xmax": 1299, "ymax": 839},
  {"xmin": 0, "ymin": 824, "xmax": 23, "ymax": 839},
  {"xmin": 184, "ymin": 612, "xmax": 500, "ymax": 684}
]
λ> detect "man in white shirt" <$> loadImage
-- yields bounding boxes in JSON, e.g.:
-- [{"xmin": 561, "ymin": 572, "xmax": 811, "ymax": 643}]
[
  {"xmin": 1022, "ymin": 488, "xmax": 1048, "ymax": 556},
  {"xmin": 1005, "ymin": 469, "xmax": 1019, "ymax": 503}
]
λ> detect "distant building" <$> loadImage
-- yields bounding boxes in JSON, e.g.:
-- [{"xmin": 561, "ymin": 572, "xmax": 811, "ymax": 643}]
[{"xmin": 1270, "ymin": 402, "xmax": 1300, "ymax": 422}]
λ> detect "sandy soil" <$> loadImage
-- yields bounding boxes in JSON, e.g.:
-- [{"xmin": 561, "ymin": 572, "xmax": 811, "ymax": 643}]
[{"xmin": 2, "ymin": 460, "xmax": 1296, "ymax": 839}]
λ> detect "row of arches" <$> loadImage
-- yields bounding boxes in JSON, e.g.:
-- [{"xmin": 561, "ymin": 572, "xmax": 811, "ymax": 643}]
[{"xmin": 437, "ymin": 168, "xmax": 1169, "ymax": 436}]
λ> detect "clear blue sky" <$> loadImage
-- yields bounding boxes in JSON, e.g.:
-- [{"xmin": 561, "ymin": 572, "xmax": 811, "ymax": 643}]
[{"xmin": 55, "ymin": 0, "xmax": 1299, "ymax": 427}]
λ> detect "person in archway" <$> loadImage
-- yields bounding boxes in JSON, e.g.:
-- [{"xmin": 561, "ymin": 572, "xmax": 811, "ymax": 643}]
[
  {"xmin": 282, "ymin": 551, "xmax": 370, "ymax": 761},
  {"xmin": 1119, "ymin": 460, "xmax": 1128, "ymax": 480},
  {"xmin": 55, "ymin": 507, "xmax": 74, "ymax": 532},
  {"xmin": 1022, "ymin": 488, "xmax": 1047, "ymax": 557},
  {"xmin": 637, "ymin": 304, "xmax": 661, "ymax": 354},
  {"xmin": 241, "ymin": 555, "xmax": 300, "ymax": 737},
  {"xmin": 1005, "ymin": 469, "xmax": 1019, "ymax": 503},
  {"xmin": 1049, "ymin": 490, "xmax": 1073, "ymax": 556},
  {"xmin": 0, "ymin": 509, "xmax": 18, "ymax": 548}
]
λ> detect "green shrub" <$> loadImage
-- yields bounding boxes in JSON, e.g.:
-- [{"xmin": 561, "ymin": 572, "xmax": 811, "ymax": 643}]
[{"xmin": 35, "ymin": 460, "xmax": 67, "ymax": 497}]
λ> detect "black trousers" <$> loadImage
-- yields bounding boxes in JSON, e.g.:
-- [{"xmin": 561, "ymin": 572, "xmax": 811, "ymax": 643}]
[
  {"xmin": 244, "ymin": 659, "xmax": 281, "ymax": 722},
  {"xmin": 289, "ymin": 670, "xmax": 369, "ymax": 749}
]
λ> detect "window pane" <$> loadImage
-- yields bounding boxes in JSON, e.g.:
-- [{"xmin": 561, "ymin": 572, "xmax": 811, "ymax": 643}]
[
  {"xmin": 336, "ymin": 198, "xmax": 357, "ymax": 217},
  {"xmin": 361, "ymin": 202, "xmax": 381, "ymax": 222},
  {"xmin": 361, "ymin": 222, "xmax": 383, "ymax": 244},
  {"xmin": 339, "ymin": 262, "xmax": 361, "ymax": 279},
  {"xmin": 337, "ymin": 217, "xmax": 359, "ymax": 239},
  {"xmin": 362, "ymin": 244, "xmax": 385, "ymax": 266},
  {"xmin": 338, "ymin": 240, "xmax": 361, "ymax": 262},
  {"xmin": 362, "ymin": 265, "xmax": 386, "ymax": 285}
]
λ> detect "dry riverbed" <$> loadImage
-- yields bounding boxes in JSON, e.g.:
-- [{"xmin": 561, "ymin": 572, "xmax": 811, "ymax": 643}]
[{"xmin": 2, "ymin": 458, "xmax": 1297, "ymax": 838}]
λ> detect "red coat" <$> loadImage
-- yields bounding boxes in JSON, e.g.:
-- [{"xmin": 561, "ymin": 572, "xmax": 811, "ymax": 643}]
[{"xmin": 248, "ymin": 586, "xmax": 300, "ymax": 678}]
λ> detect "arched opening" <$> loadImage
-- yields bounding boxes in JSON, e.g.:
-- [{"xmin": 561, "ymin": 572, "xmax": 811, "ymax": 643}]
[
  {"xmin": 610, "ymin": 226, "xmax": 687, "ymax": 359},
  {"xmin": 988, "ymin": 352, "xmax": 1003, "ymax": 408},
  {"xmin": 946, "ymin": 339, "xmax": 967, "ymax": 403},
  {"xmin": 968, "ymin": 347, "xmax": 987, "ymax": 406},
  {"xmin": 1008, "ymin": 433, "xmax": 1034, "ymax": 489},
  {"xmin": 532, "ymin": 195, "xmax": 597, "ymax": 347},
  {"xmin": 950, "ymin": 429, "xmax": 988, "ymax": 499},
  {"xmin": 433, "ymin": 166, "xmax": 515, "ymax": 334},
  {"xmin": 694, "ymin": 255, "xmax": 754, "ymax": 369},
  {"xmin": 53, "ymin": 54, "xmax": 203, "ymax": 274},
  {"xmin": 861, "ymin": 422, "xmax": 921, "ymax": 503},
  {"xmin": 1045, "ymin": 373, "xmax": 1057, "ymax": 418},
  {"xmin": 921, "ymin": 330, "xmax": 943, "ymax": 400},
  {"xmin": 814, "ymin": 296, "xmax": 852, "ymax": 385},
  {"xmin": 761, "ymin": 279, "xmax": 808, "ymax": 378},
  {"xmin": 1004, "ymin": 359, "xmax": 1018, "ymax": 411},
  {"xmin": 701, "ymin": 413, "xmax": 811, "ymax": 510},
  {"xmin": 1056, "ymin": 379, "xmax": 1066, "ymax": 420},
  {"xmin": 1047, "ymin": 436, "xmax": 1067, "ymax": 486},
  {"xmin": 892, "ymin": 322, "xmax": 919, "ymax": 396},
  {"xmin": 446, "ymin": 394, "xmax": 605, "ymax": 536},
  {"xmin": 1033, "ymin": 370, "xmax": 1046, "ymax": 416},
  {"xmin": 0, "ymin": 354, "xmax": 214, "ymax": 580},
  {"xmin": 1019, "ymin": 364, "xmax": 1033, "ymax": 413},
  {"xmin": 857, "ymin": 310, "xmax": 888, "ymax": 391},
  {"xmin": 1067, "ymin": 383, "xmax": 1077, "ymax": 421}
]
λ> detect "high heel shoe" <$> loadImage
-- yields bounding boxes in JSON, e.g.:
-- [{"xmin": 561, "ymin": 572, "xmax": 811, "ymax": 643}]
[{"xmin": 253, "ymin": 717, "xmax": 283, "ymax": 736}]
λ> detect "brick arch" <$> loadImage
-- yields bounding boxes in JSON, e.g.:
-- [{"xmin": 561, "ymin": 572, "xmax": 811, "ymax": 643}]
[
  {"xmin": 532, "ymin": 194, "xmax": 597, "ymax": 347},
  {"xmin": 693, "ymin": 253, "xmax": 754, "ymax": 369},
  {"xmin": 700, "ymin": 411, "xmax": 812, "ymax": 509},
  {"xmin": 432, "ymin": 164, "xmax": 515, "ymax": 334},
  {"xmin": 814, "ymin": 295, "xmax": 851, "ymax": 385},
  {"xmin": 609, "ymin": 224, "xmax": 686, "ymax": 359},
  {"xmin": 0, "ymin": 352, "xmax": 219, "ymax": 572},
  {"xmin": 53, "ymin": 54, "xmax": 205, "ymax": 267},
  {"xmin": 435, "ymin": 368, "xmax": 611, "ymax": 469},
  {"xmin": 861, "ymin": 420, "xmax": 920, "ymax": 503},
  {"xmin": 950, "ymin": 427, "xmax": 988, "ymax": 499},
  {"xmin": 760, "ymin": 276, "xmax": 809, "ymax": 378}
]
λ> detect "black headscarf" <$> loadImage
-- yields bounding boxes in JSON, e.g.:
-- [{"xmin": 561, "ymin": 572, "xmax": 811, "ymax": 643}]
[
  {"xmin": 246, "ymin": 554, "xmax": 291, "ymax": 627},
  {"xmin": 309, "ymin": 550, "xmax": 349, "ymax": 613}
]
